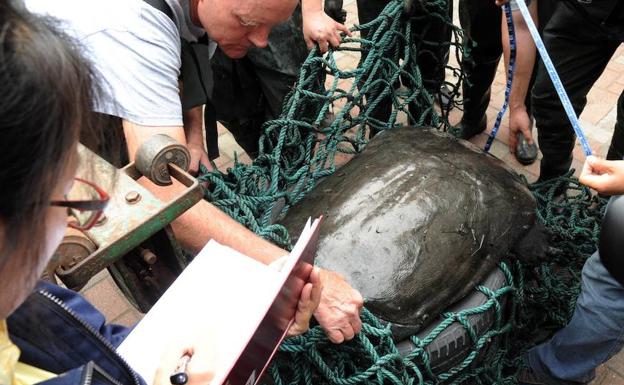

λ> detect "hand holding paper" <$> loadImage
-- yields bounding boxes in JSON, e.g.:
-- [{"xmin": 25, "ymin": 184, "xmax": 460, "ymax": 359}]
[{"xmin": 287, "ymin": 267, "xmax": 322, "ymax": 337}]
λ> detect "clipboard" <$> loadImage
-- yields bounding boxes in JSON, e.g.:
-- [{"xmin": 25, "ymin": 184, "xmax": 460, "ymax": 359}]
[{"xmin": 117, "ymin": 217, "xmax": 323, "ymax": 385}]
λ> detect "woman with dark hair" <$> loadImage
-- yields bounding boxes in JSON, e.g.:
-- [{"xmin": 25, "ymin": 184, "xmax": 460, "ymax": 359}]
[{"xmin": 0, "ymin": 3, "xmax": 320, "ymax": 384}]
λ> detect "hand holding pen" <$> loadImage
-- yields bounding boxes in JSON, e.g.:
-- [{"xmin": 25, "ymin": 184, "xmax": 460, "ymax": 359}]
[
  {"xmin": 170, "ymin": 355, "xmax": 191, "ymax": 385},
  {"xmin": 153, "ymin": 339, "xmax": 215, "ymax": 385}
]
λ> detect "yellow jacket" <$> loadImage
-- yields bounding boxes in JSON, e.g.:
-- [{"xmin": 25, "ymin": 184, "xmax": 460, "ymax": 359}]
[{"xmin": 0, "ymin": 320, "xmax": 55, "ymax": 385}]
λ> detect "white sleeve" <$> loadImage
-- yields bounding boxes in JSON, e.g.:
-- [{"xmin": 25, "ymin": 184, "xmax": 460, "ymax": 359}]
[{"xmin": 88, "ymin": 5, "xmax": 183, "ymax": 127}]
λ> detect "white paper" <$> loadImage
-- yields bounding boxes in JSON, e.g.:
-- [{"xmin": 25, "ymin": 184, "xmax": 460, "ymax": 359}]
[
  {"xmin": 117, "ymin": 218, "xmax": 318, "ymax": 385},
  {"xmin": 116, "ymin": 240, "xmax": 284, "ymax": 385}
]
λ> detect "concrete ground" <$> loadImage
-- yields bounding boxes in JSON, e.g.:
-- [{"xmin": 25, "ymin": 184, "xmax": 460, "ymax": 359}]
[{"xmin": 79, "ymin": 1, "xmax": 624, "ymax": 383}]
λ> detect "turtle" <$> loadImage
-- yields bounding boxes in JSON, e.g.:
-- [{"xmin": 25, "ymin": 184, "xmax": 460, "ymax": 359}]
[{"xmin": 281, "ymin": 127, "xmax": 544, "ymax": 346}]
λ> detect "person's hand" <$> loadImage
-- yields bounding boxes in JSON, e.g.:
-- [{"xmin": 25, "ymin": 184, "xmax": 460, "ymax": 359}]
[
  {"xmin": 495, "ymin": 0, "xmax": 509, "ymax": 6},
  {"xmin": 508, "ymin": 108, "xmax": 534, "ymax": 153},
  {"xmin": 187, "ymin": 141, "xmax": 213, "ymax": 176},
  {"xmin": 153, "ymin": 338, "xmax": 215, "ymax": 385},
  {"xmin": 579, "ymin": 156, "xmax": 624, "ymax": 196},
  {"xmin": 287, "ymin": 267, "xmax": 323, "ymax": 336},
  {"xmin": 314, "ymin": 269, "xmax": 363, "ymax": 343},
  {"xmin": 303, "ymin": 10, "xmax": 352, "ymax": 53}
]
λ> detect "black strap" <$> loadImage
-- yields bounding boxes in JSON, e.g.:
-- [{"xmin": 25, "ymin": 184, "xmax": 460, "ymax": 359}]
[
  {"xmin": 143, "ymin": 0, "xmax": 174, "ymax": 22},
  {"xmin": 600, "ymin": 195, "xmax": 624, "ymax": 286},
  {"xmin": 143, "ymin": 0, "xmax": 220, "ymax": 159}
]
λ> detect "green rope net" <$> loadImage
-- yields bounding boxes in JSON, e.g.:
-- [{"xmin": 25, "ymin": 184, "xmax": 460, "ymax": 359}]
[
  {"xmin": 198, "ymin": 1, "xmax": 607, "ymax": 383},
  {"xmin": 199, "ymin": 0, "xmax": 468, "ymax": 248}
]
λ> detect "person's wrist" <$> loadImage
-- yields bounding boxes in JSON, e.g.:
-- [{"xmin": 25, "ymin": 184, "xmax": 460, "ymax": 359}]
[
  {"xmin": 509, "ymin": 104, "xmax": 527, "ymax": 114},
  {"xmin": 186, "ymin": 140, "xmax": 205, "ymax": 151}
]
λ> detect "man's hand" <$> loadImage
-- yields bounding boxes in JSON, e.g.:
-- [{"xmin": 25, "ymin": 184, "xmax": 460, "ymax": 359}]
[
  {"xmin": 314, "ymin": 269, "xmax": 363, "ymax": 343},
  {"xmin": 182, "ymin": 106, "xmax": 213, "ymax": 175},
  {"xmin": 287, "ymin": 267, "xmax": 323, "ymax": 337},
  {"xmin": 303, "ymin": 10, "xmax": 351, "ymax": 53},
  {"xmin": 187, "ymin": 140, "xmax": 213, "ymax": 175},
  {"xmin": 579, "ymin": 156, "xmax": 624, "ymax": 196},
  {"xmin": 508, "ymin": 108, "xmax": 534, "ymax": 153},
  {"xmin": 495, "ymin": 0, "xmax": 509, "ymax": 6}
]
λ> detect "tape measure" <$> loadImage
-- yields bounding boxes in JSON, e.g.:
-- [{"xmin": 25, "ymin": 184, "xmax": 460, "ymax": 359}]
[{"xmin": 485, "ymin": 3, "xmax": 516, "ymax": 152}]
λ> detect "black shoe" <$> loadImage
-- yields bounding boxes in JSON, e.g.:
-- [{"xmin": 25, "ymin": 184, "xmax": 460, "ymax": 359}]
[
  {"xmin": 457, "ymin": 114, "xmax": 487, "ymax": 140},
  {"xmin": 517, "ymin": 365, "xmax": 547, "ymax": 385},
  {"xmin": 515, "ymin": 132, "xmax": 538, "ymax": 165},
  {"xmin": 438, "ymin": 84, "xmax": 453, "ymax": 110},
  {"xmin": 321, "ymin": 110, "xmax": 336, "ymax": 129}
]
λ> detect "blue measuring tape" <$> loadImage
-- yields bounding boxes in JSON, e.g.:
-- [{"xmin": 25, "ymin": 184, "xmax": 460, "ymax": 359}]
[
  {"xmin": 485, "ymin": 0, "xmax": 593, "ymax": 157},
  {"xmin": 485, "ymin": 3, "xmax": 516, "ymax": 152}
]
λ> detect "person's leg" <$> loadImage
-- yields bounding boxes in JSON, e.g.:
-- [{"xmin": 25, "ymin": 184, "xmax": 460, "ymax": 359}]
[
  {"xmin": 524, "ymin": 251, "xmax": 624, "ymax": 384},
  {"xmin": 407, "ymin": 0, "xmax": 453, "ymax": 124},
  {"xmin": 356, "ymin": 0, "xmax": 393, "ymax": 136},
  {"xmin": 532, "ymin": 2, "xmax": 619, "ymax": 181},
  {"xmin": 411, "ymin": 0, "xmax": 452, "ymax": 96},
  {"xmin": 457, "ymin": 0, "xmax": 503, "ymax": 139},
  {"xmin": 211, "ymin": 49, "xmax": 266, "ymax": 158},
  {"xmin": 247, "ymin": 4, "xmax": 309, "ymax": 119},
  {"xmin": 606, "ymin": 91, "xmax": 624, "ymax": 161},
  {"xmin": 524, "ymin": 0, "xmax": 557, "ymax": 118}
]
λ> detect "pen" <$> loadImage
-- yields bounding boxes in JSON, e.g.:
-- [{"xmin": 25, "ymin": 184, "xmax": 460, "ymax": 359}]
[{"xmin": 169, "ymin": 355, "xmax": 191, "ymax": 385}]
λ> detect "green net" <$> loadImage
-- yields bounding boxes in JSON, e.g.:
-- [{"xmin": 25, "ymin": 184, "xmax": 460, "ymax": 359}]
[
  {"xmin": 199, "ymin": 0, "xmax": 468, "ymax": 248},
  {"xmin": 198, "ymin": 1, "xmax": 607, "ymax": 383}
]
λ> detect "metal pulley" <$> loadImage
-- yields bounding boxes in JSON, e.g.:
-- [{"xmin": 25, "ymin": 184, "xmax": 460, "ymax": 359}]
[{"xmin": 135, "ymin": 134, "xmax": 191, "ymax": 185}]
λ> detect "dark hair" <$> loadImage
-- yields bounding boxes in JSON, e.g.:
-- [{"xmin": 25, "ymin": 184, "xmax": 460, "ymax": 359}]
[{"xmin": 0, "ymin": 2, "xmax": 104, "ymax": 270}]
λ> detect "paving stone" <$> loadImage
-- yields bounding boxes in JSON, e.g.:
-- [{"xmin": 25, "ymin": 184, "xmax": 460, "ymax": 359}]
[
  {"xmin": 488, "ymin": 138, "xmax": 510, "ymax": 160},
  {"xmin": 217, "ymin": 122, "xmax": 228, "ymax": 136},
  {"xmin": 217, "ymin": 131, "xmax": 245, "ymax": 158},
  {"xmin": 607, "ymin": 83, "xmax": 623, "ymax": 96},
  {"xmin": 80, "ymin": 269, "xmax": 109, "ymax": 292},
  {"xmin": 213, "ymin": 154, "xmax": 233, "ymax": 170},
  {"xmin": 582, "ymin": 102, "xmax": 616, "ymax": 126},
  {"xmin": 594, "ymin": 69, "xmax": 620, "ymax": 89},
  {"xmin": 605, "ymin": 349, "xmax": 624, "ymax": 378},
  {"xmin": 111, "ymin": 308, "xmax": 143, "ymax": 328},
  {"xmin": 591, "ymin": 365, "xmax": 609, "ymax": 385},
  {"xmin": 598, "ymin": 370, "xmax": 624, "ymax": 385},
  {"xmin": 597, "ymin": 105, "xmax": 619, "ymax": 133},
  {"xmin": 218, "ymin": 160, "xmax": 235, "ymax": 173},
  {"xmin": 237, "ymin": 152, "xmax": 253, "ymax": 165},
  {"xmin": 82, "ymin": 276, "xmax": 132, "ymax": 322}
]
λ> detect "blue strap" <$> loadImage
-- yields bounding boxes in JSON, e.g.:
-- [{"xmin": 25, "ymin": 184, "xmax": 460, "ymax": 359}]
[{"xmin": 485, "ymin": 3, "xmax": 516, "ymax": 152}]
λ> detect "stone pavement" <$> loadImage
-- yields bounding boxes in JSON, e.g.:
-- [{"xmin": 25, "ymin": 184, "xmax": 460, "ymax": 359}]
[{"xmin": 79, "ymin": 1, "xmax": 624, "ymax": 383}]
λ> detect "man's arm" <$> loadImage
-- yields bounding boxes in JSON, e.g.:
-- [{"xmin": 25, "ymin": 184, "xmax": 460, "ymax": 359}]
[
  {"xmin": 301, "ymin": 0, "xmax": 351, "ymax": 53},
  {"xmin": 123, "ymin": 120, "xmax": 285, "ymax": 259},
  {"xmin": 503, "ymin": 1, "xmax": 538, "ymax": 152},
  {"xmin": 123, "ymin": 120, "xmax": 363, "ymax": 342}
]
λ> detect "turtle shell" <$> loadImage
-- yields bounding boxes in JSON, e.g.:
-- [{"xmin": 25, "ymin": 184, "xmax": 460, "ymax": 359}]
[{"xmin": 281, "ymin": 127, "xmax": 535, "ymax": 339}]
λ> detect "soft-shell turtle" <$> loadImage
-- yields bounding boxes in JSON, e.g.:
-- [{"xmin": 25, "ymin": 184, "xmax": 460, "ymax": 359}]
[{"xmin": 281, "ymin": 127, "xmax": 537, "ymax": 340}]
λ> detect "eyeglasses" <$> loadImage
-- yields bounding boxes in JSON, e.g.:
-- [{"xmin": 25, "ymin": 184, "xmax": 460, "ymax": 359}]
[{"xmin": 50, "ymin": 178, "xmax": 110, "ymax": 230}]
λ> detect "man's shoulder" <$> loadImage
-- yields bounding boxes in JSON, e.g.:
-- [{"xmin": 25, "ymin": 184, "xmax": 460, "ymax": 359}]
[{"xmin": 24, "ymin": 0, "xmax": 180, "ymax": 43}]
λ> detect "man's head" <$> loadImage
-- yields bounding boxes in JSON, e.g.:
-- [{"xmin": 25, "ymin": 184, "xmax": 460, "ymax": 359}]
[{"xmin": 196, "ymin": 0, "xmax": 298, "ymax": 59}]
